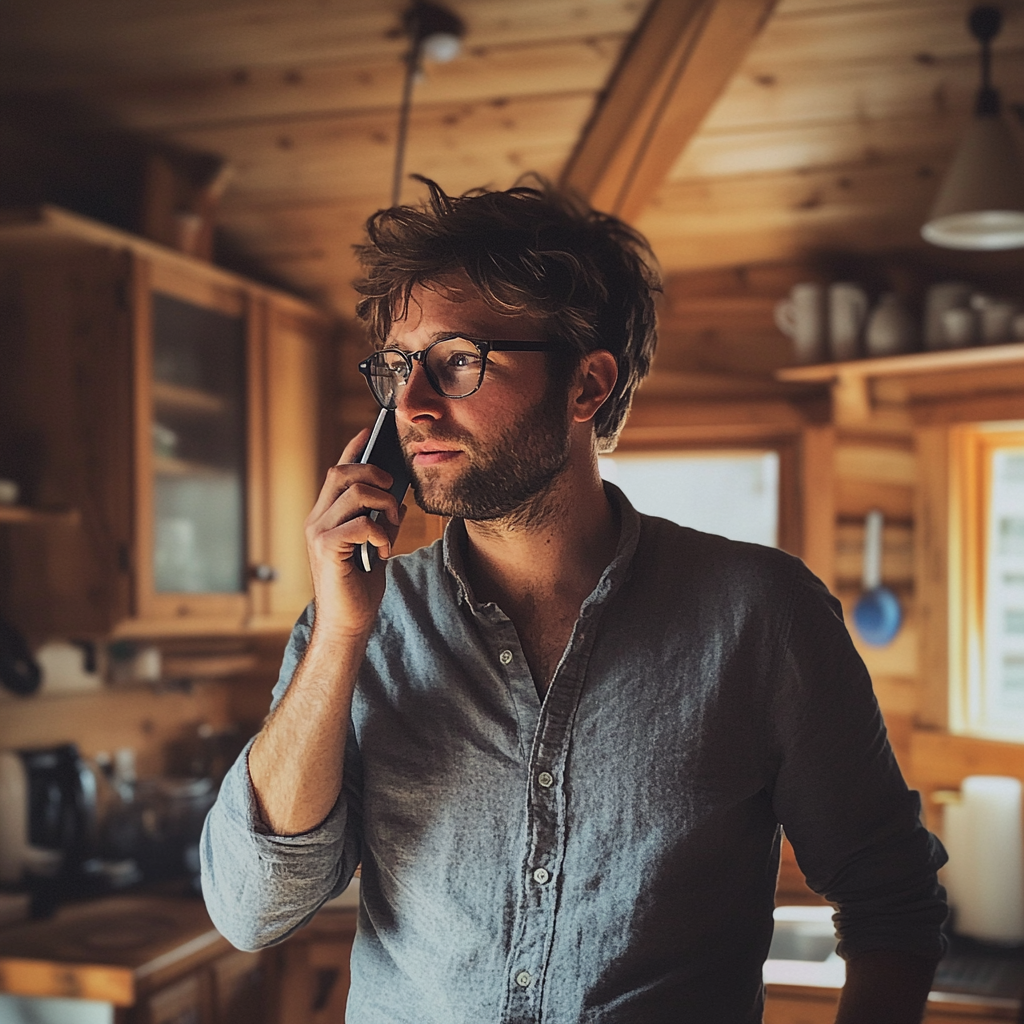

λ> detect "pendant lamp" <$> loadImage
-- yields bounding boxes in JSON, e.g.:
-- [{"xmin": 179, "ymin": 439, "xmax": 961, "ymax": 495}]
[{"xmin": 922, "ymin": 6, "xmax": 1024, "ymax": 250}]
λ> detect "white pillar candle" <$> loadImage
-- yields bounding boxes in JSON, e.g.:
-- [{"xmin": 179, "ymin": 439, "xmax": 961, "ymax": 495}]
[{"xmin": 950, "ymin": 775, "xmax": 1024, "ymax": 944}]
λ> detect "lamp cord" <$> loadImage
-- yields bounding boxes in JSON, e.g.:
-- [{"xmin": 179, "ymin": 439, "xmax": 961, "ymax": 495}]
[
  {"xmin": 392, "ymin": 11, "xmax": 422, "ymax": 207},
  {"xmin": 970, "ymin": 6, "xmax": 1002, "ymax": 115}
]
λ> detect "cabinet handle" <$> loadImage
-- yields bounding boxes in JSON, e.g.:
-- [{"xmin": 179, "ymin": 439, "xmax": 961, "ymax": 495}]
[{"xmin": 250, "ymin": 564, "xmax": 278, "ymax": 583}]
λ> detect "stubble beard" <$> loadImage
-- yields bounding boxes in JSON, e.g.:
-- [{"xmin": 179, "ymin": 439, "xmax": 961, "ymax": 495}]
[{"xmin": 402, "ymin": 388, "xmax": 573, "ymax": 524}]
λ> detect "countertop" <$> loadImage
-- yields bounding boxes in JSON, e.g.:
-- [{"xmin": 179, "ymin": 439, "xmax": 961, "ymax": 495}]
[
  {"xmin": 0, "ymin": 885, "xmax": 360, "ymax": 1007},
  {"xmin": 765, "ymin": 935, "xmax": 1024, "ymax": 1020},
  {"xmin": 0, "ymin": 895, "xmax": 227, "ymax": 1006}
]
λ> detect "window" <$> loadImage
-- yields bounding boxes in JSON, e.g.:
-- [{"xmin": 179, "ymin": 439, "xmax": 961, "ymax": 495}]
[
  {"xmin": 599, "ymin": 450, "xmax": 781, "ymax": 547},
  {"xmin": 949, "ymin": 423, "xmax": 1024, "ymax": 740}
]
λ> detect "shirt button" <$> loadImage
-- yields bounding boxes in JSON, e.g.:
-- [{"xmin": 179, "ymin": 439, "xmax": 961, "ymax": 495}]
[
  {"xmin": 515, "ymin": 970, "xmax": 531, "ymax": 988},
  {"xmin": 499, "ymin": 649, "xmax": 513, "ymax": 665},
  {"xmin": 533, "ymin": 867, "xmax": 550, "ymax": 885},
  {"xmin": 537, "ymin": 771, "xmax": 554, "ymax": 788}
]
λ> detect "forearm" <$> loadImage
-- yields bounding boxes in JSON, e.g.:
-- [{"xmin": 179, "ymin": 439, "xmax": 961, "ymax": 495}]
[
  {"xmin": 834, "ymin": 949, "xmax": 939, "ymax": 1024},
  {"xmin": 249, "ymin": 625, "xmax": 369, "ymax": 835}
]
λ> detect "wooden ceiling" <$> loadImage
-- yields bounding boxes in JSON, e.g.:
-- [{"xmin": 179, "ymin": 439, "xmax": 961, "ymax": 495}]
[{"xmin": 2, "ymin": 0, "xmax": 1023, "ymax": 314}]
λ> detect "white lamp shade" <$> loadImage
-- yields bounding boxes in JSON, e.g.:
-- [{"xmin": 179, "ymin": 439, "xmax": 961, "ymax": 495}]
[{"xmin": 922, "ymin": 114, "xmax": 1024, "ymax": 250}]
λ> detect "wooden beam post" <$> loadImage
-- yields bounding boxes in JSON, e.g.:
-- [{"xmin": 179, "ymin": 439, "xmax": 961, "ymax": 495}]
[{"xmin": 561, "ymin": 0, "xmax": 778, "ymax": 223}]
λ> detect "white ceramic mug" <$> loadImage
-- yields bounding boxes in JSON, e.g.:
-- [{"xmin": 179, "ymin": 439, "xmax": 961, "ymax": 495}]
[
  {"xmin": 775, "ymin": 283, "xmax": 826, "ymax": 364},
  {"xmin": 865, "ymin": 293, "xmax": 915, "ymax": 357},
  {"xmin": 924, "ymin": 282, "xmax": 973, "ymax": 349},
  {"xmin": 0, "ymin": 479, "xmax": 19, "ymax": 506},
  {"xmin": 828, "ymin": 282, "xmax": 869, "ymax": 362},
  {"xmin": 979, "ymin": 301, "xmax": 1018, "ymax": 344},
  {"xmin": 941, "ymin": 306, "xmax": 977, "ymax": 347}
]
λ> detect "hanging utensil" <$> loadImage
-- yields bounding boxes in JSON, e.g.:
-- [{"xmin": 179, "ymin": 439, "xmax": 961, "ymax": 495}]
[{"xmin": 853, "ymin": 510, "xmax": 902, "ymax": 646}]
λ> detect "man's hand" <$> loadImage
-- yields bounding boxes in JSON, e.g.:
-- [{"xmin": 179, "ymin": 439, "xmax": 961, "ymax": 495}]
[{"xmin": 304, "ymin": 429, "xmax": 404, "ymax": 641}]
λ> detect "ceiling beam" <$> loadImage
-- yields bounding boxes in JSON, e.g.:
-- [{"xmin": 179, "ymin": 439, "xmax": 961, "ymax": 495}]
[{"xmin": 561, "ymin": 0, "xmax": 778, "ymax": 223}]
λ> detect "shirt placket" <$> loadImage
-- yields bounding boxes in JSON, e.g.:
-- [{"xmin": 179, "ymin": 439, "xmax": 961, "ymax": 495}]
[{"xmin": 499, "ymin": 605, "xmax": 602, "ymax": 1024}]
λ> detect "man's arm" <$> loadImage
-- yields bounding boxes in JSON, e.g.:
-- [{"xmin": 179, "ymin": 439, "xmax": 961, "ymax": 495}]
[
  {"xmin": 201, "ymin": 431, "xmax": 402, "ymax": 948},
  {"xmin": 248, "ymin": 428, "xmax": 402, "ymax": 835},
  {"xmin": 835, "ymin": 950, "xmax": 939, "ymax": 1024},
  {"xmin": 768, "ymin": 562, "xmax": 947, "ymax": 1015}
]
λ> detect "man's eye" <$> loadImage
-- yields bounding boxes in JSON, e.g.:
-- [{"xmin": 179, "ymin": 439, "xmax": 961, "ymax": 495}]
[{"xmin": 446, "ymin": 352, "xmax": 481, "ymax": 369}]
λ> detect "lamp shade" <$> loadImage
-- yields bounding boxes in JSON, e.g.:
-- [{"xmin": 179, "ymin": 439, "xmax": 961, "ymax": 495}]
[{"xmin": 922, "ymin": 113, "xmax": 1024, "ymax": 250}]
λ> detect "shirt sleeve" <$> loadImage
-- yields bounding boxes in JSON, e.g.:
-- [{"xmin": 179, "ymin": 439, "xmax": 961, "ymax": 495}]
[
  {"xmin": 767, "ymin": 562, "xmax": 948, "ymax": 961},
  {"xmin": 200, "ymin": 603, "xmax": 364, "ymax": 951}
]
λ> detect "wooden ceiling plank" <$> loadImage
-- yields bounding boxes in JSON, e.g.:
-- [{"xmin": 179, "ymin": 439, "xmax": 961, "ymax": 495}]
[
  {"xmin": 672, "ymin": 111, "xmax": 962, "ymax": 181},
  {"xmin": 171, "ymin": 92, "xmax": 595, "ymax": 206},
  {"xmin": 561, "ymin": 0, "xmax": 779, "ymax": 222},
  {"xmin": 0, "ymin": 0, "xmax": 645, "ymax": 89},
  {"xmin": 51, "ymin": 36, "xmax": 629, "ymax": 135},
  {"xmin": 742, "ymin": 0, "xmax": 1024, "ymax": 69},
  {"xmin": 637, "ymin": 156, "xmax": 944, "ymax": 270}
]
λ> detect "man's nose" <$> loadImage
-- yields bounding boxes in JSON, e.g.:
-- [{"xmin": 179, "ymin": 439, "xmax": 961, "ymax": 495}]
[{"xmin": 395, "ymin": 359, "xmax": 442, "ymax": 422}]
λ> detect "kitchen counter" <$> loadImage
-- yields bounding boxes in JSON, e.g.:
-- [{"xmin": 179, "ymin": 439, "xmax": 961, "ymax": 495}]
[
  {"xmin": 765, "ymin": 918, "xmax": 1024, "ymax": 1022},
  {"xmin": 0, "ymin": 887, "xmax": 360, "ymax": 1023},
  {"xmin": 0, "ymin": 895, "xmax": 227, "ymax": 1006}
]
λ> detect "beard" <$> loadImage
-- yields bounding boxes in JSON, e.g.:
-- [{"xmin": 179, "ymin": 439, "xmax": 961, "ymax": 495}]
[{"xmin": 401, "ymin": 384, "xmax": 572, "ymax": 522}]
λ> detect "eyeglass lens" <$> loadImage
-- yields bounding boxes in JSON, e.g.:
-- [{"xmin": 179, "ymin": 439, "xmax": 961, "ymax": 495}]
[{"xmin": 366, "ymin": 338, "xmax": 486, "ymax": 408}]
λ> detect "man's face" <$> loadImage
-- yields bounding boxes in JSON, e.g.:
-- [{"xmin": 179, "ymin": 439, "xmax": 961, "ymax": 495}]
[{"xmin": 387, "ymin": 277, "xmax": 573, "ymax": 521}]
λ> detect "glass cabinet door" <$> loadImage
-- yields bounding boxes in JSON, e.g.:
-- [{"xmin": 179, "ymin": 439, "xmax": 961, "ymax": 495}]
[
  {"xmin": 134, "ymin": 258, "xmax": 254, "ymax": 628},
  {"xmin": 150, "ymin": 291, "xmax": 247, "ymax": 595}
]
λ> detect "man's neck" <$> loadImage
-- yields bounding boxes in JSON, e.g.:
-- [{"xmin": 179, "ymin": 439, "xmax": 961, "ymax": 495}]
[{"xmin": 462, "ymin": 458, "xmax": 619, "ymax": 617}]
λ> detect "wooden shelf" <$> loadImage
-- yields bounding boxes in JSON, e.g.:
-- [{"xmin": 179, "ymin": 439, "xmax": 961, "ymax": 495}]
[
  {"xmin": 776, "ymin": 342, "xmax": 1024, "ymax": 383},
  {"xmin": 153, "ymin": 380, "xmax": 228, "ymax": 416},
  {"xmin": 776, "ymin": 342, "xmax": 1024, "ymax": 425},
  {"xmin": 0, "ymin": 505, "xmax": 80, "ymax": 526}
]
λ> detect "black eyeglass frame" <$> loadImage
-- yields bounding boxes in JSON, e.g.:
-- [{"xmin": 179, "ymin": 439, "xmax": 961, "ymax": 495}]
[{"xmin": 358, "ymin": 336, "xmax": 557, "ymax": 410}]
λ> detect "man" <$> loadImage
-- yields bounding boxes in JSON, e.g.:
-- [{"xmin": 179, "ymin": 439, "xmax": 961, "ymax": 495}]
[{"xmin": 202, "ymin": 179, "xmax": 947, "ymax": 1023}]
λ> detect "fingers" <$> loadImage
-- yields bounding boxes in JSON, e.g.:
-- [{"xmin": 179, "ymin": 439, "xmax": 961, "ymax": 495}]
[
  {"xmin": 315, "ymin": 481, "xmax": 400, "ymax": 533},
  {"xmin": 320, "ymin": 512, "xmax": 395, "ymax": 562},
  {"xmin": 307, "ymin": 430, "xmax": 393, "ymax": 523}
]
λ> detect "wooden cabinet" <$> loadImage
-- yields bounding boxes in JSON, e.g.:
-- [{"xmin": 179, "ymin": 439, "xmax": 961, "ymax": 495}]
[
  {"xmin": 0, "ymin": 206, "xmax": 331, "ymax": 639},
  {"xmin": 274, "ymin": 908, "xmax": 355, "ymax": 1024},
  {"xmin": 136, "ymin": 972, "xmax": 206, "ymax": 1024}
]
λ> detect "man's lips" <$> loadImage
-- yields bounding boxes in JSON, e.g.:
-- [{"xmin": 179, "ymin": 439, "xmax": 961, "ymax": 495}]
[{"xmin": 406, "ymin": 443, "xmax": 464, "ymax": 467}]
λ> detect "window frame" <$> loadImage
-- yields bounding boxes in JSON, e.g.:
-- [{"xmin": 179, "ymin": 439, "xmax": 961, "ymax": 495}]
[{"xmin": 947, "ymin": 421, "xmax": 1024, "ymax": 739}]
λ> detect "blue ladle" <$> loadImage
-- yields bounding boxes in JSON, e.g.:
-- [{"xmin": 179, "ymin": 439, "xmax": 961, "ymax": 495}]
[{"xmin": 853, "ymin": 509, "xmax": 902, "ymax": 647}]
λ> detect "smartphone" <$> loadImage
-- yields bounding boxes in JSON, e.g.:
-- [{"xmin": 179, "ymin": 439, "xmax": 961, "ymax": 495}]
[{"xmin": 353, "ymin": 407, "xmax": 412, "ymax": 572}]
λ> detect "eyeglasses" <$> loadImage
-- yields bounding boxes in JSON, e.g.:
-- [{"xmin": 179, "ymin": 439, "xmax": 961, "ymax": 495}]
[{"xmin": 358, "ymin": 336, "xmax": 555, "ymax": 410}]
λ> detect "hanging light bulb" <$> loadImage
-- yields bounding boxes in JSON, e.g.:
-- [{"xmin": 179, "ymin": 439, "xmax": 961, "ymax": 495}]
[
  {"xmin": 922, "ymin": 6, "xmax": 1024, "ymax": 250},
  {"xmin": 404, "ymin": 2, "xmax": 466, "ymax": 65}
]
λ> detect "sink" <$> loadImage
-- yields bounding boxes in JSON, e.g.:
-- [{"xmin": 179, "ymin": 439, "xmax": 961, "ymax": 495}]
[
  {"xmin": 765, "ymin": 905, "xmax": 1024, "ymax": 1006},
  {"xmin": 763, "ymin": 905, "xmax": 845, "ymax": 988}
]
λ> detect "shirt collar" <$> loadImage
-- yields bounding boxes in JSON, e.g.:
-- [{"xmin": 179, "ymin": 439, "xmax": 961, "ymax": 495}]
[{"xmin": 441, "ymin": 481, "xmax": 641, "ymax": 612}]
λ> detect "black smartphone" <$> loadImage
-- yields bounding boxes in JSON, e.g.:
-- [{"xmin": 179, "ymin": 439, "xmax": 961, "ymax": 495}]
[{"xmin": 353, "ymin": 408, "xmax": 412, "ymax": 572}]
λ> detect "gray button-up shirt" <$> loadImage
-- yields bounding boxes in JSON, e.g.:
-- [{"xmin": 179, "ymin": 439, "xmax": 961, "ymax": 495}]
[{"xmin": 201, "ymin": 485, "xmax": 946, "ymax": 1024}]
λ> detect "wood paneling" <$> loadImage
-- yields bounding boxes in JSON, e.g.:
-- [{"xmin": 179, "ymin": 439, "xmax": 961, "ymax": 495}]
[
  {"xmin": 175, "ymin": 92, "xmax": 597, "ymax": 208},
  {"xmin": 1, "ymin": 0, "xmax": 1012, "ymax": 310},
  {"xmin": 0, "ymin": 1, "xmax": 644, "ymax": 86},
  {"xmin": 63, "ymin": 38, "xmax": 629, "ymax": 134}
]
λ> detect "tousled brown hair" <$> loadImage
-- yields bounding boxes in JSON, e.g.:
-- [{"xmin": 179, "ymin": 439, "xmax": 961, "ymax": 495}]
[{"xmin": 353, "ymin": 176, "xmax": 660, "ymax": 451}]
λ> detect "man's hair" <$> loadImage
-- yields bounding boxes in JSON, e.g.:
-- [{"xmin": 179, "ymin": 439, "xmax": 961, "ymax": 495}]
[{"xmin": 353, "ymin": 176, "xmax": 661, "ymax": 451}]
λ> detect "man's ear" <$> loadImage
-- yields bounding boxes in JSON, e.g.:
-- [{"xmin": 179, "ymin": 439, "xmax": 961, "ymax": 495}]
[{"xmin": 571, "ymin": 349, "xmax": 618, "ymax": 424}]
